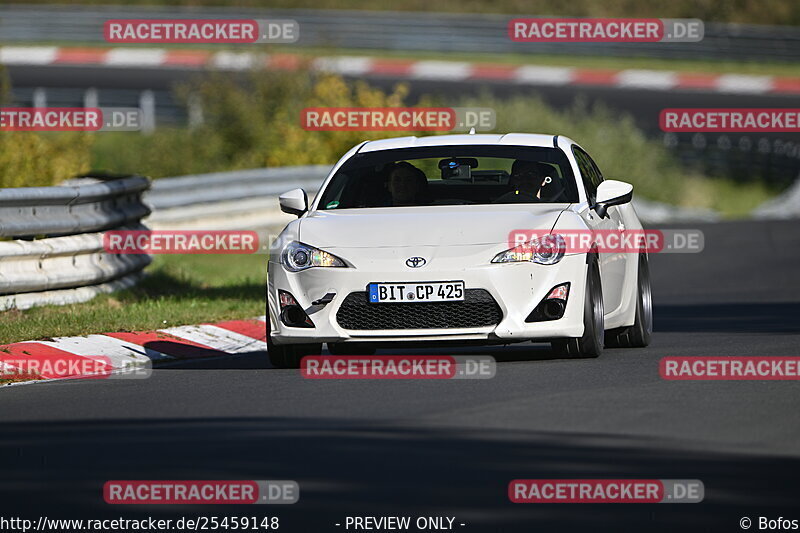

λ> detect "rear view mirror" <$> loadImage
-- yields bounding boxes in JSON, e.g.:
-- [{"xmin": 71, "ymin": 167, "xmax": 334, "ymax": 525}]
[
  {"xmin": 279, "ymin": 188, "xmax": 308, "ymax": 217},
  {"xmin": 439, "ymin": 158, "xmax": 478, "ymax": 180},
  {"xmin": 593, "ymin": 180, "xmax": 633, "ymax": 218}
]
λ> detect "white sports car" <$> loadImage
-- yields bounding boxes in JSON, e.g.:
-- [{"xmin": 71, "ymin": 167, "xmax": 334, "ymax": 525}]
[{"xmin": 267, "ymin": 133, "xmax": 652, "ymax": 368}]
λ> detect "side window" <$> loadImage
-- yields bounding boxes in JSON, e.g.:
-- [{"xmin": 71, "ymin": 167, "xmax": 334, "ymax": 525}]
[
  {"xmin": 572, "ymin": 146, "xmax": 601, "ymax": 203},
  {"xmin": 586, "ymin": 151, "xmax": 605, "ymax": 190}
]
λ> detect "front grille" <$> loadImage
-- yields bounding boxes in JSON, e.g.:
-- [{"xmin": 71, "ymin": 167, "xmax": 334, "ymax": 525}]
[{"xmin": 336, "ymin": 289, "xmax": 503, "ymax": 330}]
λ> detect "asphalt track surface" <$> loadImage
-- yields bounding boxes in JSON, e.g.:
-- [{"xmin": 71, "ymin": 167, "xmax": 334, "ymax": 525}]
[{"xmin": 1, "ymin": 219, "xmax": 799, "ymax": 532}]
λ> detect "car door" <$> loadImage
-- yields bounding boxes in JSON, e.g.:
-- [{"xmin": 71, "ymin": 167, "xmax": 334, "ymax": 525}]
[{"xmin": 572, "ymin": 146, "xmax": 627, "ymax": 315}]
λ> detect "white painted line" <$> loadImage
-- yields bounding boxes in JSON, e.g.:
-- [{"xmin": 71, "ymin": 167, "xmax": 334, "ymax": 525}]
[
  {"xmin": 410, "ymin": 61, "xmax": 472, "ymax": 80},
  {"xmin": 716, "ymin": 74, "xmax": 773, "ymax": 94},
  {"xmin": 256, "ymin": 315, "xmax": 267, "ymax": 323},
  {"xmin": 104, "ymin": 48, "xmax": 167, "ymax": 67},
  {"xmin": 616, "ymin": 69, "xmax": 678, "ymax": 90},
  {"xmin": 161, "ymin": 324, "xmax": 267, "ymax": 354},
  {"xmin": 514, "ymin": 65, "xmax": 575, "ymax": 85},
  {"xmin": 211, "ymin": 51, "xmax": 261, "ymax": 70},
  {"xmin": 312, "ymin": 56, "xmax": 373, "ymax": 76},
  {"xmin": 37, "ymin": 334, "xmax": 174, "ymax": 364},
  {"xmin": 202, "ymin": 324, "xmax": 268, "ymax": 352},
  {"xmin": 0, "ymin": 46, "xmax": 58, "ymax": 65}
]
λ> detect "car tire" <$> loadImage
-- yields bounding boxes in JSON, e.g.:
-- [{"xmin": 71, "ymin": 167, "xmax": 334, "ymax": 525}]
[
  {"xmin": 605, "ymin": 254, "xmax": 653, "ymax": 348},
  {"xmin": 551, "ymin": 257, "xmax": 604, "ymax": 358},
  {"xmin": 327, "ymin": 343, "xmax": 377, "ymax": 356},
  {"xmin": 266, "ymin": 314, "xmax": 322, "ymax": 368}
]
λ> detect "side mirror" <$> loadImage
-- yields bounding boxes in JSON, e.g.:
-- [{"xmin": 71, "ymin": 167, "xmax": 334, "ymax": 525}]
[
  {"xmin": 279, "ymin": 188, "xmax": 308, "ymax": 217},
  {"xmin": 593, "ymin": 180, "xmax": 633, "ymax": 218}
]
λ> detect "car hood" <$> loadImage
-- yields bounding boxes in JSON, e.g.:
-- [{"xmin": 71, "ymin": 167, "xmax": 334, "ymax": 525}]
[{"xmin": 298, "ymin": 204, "xmax": 569, "ymax": 248}]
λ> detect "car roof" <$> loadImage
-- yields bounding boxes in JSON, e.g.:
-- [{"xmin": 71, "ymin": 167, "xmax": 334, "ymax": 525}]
[{"xmin": 358, "ymin": 133, "xmax": 571, "ymax": 153}]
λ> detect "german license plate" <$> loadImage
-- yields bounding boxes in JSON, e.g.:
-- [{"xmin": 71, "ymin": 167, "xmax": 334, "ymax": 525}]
[{"xmin": 368, "ymin": 281, "xmax": 465, "ymax": 303}]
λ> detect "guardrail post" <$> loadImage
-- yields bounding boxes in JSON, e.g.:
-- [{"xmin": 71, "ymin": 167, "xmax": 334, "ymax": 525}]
[
  {"xmin": 188, "ymin": 93, "xmax": 204, "ymax": 129},
  {"xmin": 139, "ymin": 90, "xmax": 156, "ymax": 134},
  {"xmin": 83, "ymin": 87, "xmax": 98, "ymax": 109},
  {"xmin": 32, "ymin": 87, "xmax": 47, "ymax": 108}
]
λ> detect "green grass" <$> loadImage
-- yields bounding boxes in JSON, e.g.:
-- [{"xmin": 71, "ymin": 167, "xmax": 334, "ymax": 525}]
[
  {"xmin": 0, "ymin": 253, "xmax": 268, "ymax": 346},
  {"xmin": 673, "ymin": 176, "xmax": 779, "ymax": 218}
]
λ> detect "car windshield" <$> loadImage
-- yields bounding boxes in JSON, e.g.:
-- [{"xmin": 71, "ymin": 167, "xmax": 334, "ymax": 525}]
[{"xmin": 317, "ymin": 145, "xmax": 578, "ymax": 210}]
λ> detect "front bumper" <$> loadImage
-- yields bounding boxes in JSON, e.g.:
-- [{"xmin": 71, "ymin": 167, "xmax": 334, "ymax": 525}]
[{"xmin": 268, "ymin": 247, "xmax": 588, "ymax": 345}]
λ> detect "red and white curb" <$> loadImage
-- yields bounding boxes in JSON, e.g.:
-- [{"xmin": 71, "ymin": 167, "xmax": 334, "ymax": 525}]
[
  {"xmin": 0, "ymin": 316, "xmax": 268, "ymax": 386},
  {"xmin": 1, "ymin": 45, "xmax": 799, "ymax": 96}
]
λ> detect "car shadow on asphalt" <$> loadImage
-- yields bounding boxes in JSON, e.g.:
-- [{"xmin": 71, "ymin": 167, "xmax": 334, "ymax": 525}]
[
  {"xmin": 150, "ymin": 340, "xmax": 565, "ymax": 371},
  {"xmin": 0, "ymin": 417, "xmax": 798, "ymax": 532}
]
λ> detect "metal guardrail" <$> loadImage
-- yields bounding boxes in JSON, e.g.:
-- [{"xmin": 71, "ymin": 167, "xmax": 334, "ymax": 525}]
[
  {"xmin": 0, "ymin": 229, "xmax": 150, "ymax": 292},
  {"xmin": 147, "ymin": 166, "xmax": 329, "ymax": 210},
  {"xmin": 0, "ymin": 176, "xmax": 152, "ymax": 310},
  {"xmin": 754, "ymin": 172, "xmax": 800, "ymax": 219},
  {"xmin": 145, "ymin": 166, "xmax": 331, "ymax": 230},
  {"xmin": 0, "ymin": 5, "xmax": 798, "ymax": 62},
  {"xmin": 0, "ymin": 176, "xmax": 151, "ymax": 238}
]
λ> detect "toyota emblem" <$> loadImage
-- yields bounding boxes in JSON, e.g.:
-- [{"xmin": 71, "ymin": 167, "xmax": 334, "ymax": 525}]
[{"xmin": 406, "ymin": 257, "xmax": 427, "ymax": 268}]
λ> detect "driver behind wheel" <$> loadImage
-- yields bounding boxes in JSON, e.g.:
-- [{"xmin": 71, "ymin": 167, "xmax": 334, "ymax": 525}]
[
  {"xmin": 387, "ymin": 161, "xmax": 428, "ymax": 206},
  {"xmin": 494, "ymin": 160, "xmax": 565, "ymax": 203}
]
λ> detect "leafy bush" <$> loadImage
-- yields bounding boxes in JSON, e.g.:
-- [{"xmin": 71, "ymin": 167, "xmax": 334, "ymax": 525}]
[
  {"xmin": 90, "ymin": 129, "xmax": 228, "ymax": 178},
  {"xmin": 0, "ymin": 66, "xmax": 92, "ymax": 188},
  {"xmin": 0, "ymin": 133, "xmax": 93, "ymax": 188},
  {"xmin": 91, "ymin": 70, "xmax": 428, "ymax": 177}
]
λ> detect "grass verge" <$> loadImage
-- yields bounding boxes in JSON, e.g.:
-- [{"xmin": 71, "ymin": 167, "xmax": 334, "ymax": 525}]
[{"xmin": 0, "ymin": 253, "xmax": 268, "ymax": 346}]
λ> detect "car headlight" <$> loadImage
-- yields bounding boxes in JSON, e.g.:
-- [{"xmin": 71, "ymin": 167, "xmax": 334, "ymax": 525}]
[
  {"xmin": 281, "ymin": 241, "xmax": 347, "ymax": 272},
  {"xmin": 492, "ymin": 234, "xmax": 566, "ymax": 265}
]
